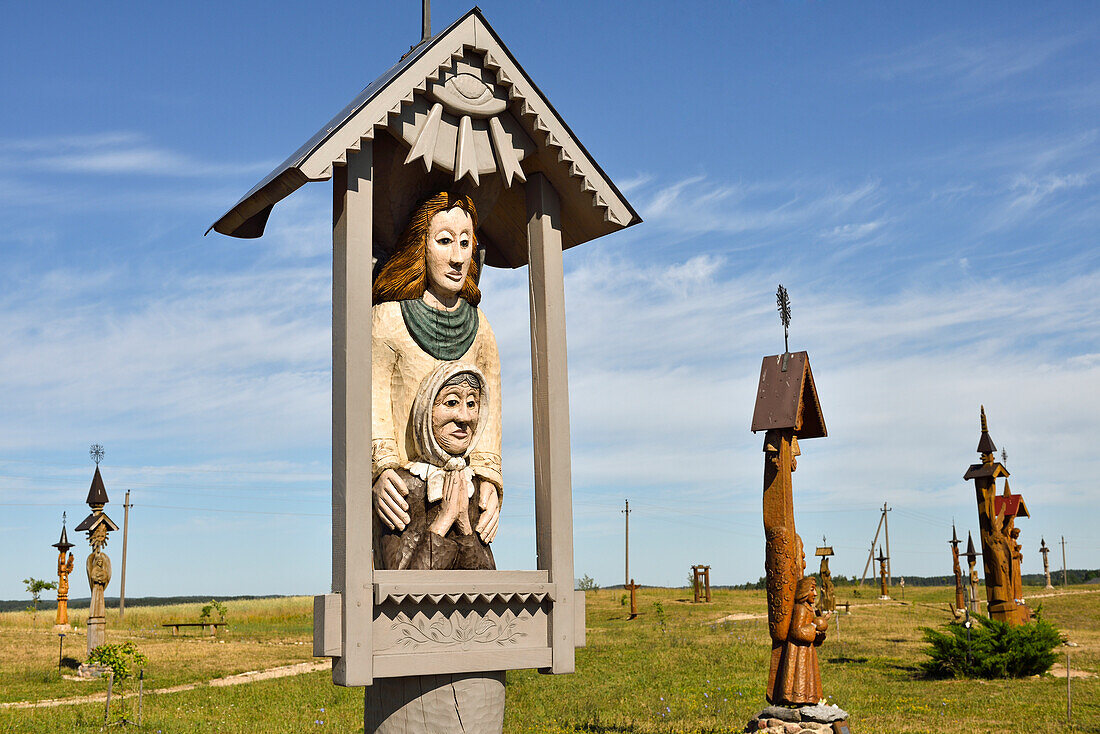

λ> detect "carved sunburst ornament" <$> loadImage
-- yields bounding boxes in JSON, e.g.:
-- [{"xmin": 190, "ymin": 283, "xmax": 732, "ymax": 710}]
[{"xmin": 398, "ymin": 55, "xmax": 533, "ymax": 187}]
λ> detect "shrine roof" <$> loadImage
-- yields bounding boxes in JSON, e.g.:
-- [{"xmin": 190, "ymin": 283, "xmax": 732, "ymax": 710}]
[
  {"xmin": 963, "ymin": 462, "xmax": 1009, "ymax": 480},
  {"xmin": 750, "ymin": 351, "xmax": 827, "ymax": 439},
  {"xmin": 209, "ymin": 8, "xmax": 639, "ymax": 267},
  {"xmin": 85, "ymin": 466, "xmax": 109, "ymax": 506},
  {"xmin": 994, "ymin": 493, "xmax": 1029, "ymax": 519},
  {"xmin": 74, "ymin": 511, "xmax": 119, "ymax": 533}
]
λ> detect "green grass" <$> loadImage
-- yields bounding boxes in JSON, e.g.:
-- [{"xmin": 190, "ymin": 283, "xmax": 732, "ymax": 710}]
[{"xmin": 1, "ymin": 586, "xmax": 1098, "ymax": 733}]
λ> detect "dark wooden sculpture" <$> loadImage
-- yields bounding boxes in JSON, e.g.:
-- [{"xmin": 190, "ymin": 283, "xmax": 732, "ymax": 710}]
[
  {"xmin": 752, "ymin": 329, "xmax": 829, "ymax": 706},
  {"xmin": 815, "ymin": 540, "xmax": 835, "ymax": 613}
]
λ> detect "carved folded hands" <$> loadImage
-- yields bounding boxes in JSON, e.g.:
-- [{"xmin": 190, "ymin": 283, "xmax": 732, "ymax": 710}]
[{"xmin": 373, "ymin": 468, "xmax": 500, "ymax": 543}]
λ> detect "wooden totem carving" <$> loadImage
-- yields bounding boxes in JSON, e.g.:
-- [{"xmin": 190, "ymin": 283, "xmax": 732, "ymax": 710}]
[
  {"xmin": 752, "ymin": 349, "xmax": 829, "ymax": 706},
  {"xmin": 815, "ymin": 540, "xmax": 835, "ymax": 613},
  {"xmin": 52, "ymin": 520, "xmax": 75, "ymax": 630},
  {"xmin": 1040, "ymin": 538, "xmax": 1054, "ymax": 590},
  {"xmin": 965, "ymin": 532, "xmax": 981, "ymax": 615},
  {"xmin": 964, "ymin": 408, "xmax": 1031, "ymax": 625},
  {"xmin": 949, "ymin": 525, "xmax": 965, "ymax": 611},
  {"xmin": 74, "ymin": 466, "xmax": 118, "ymax": 654}
]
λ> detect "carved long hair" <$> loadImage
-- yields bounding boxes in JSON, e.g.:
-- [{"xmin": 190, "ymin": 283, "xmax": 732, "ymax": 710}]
[{"xmin": 373, "ymin": 192, "xmax": 482, "ymax": 306}]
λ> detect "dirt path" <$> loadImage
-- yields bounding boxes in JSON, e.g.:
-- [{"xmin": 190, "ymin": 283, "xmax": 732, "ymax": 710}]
[{"xmin": 1, "ymin": 661, "xmax": 329, "ymax": 710}]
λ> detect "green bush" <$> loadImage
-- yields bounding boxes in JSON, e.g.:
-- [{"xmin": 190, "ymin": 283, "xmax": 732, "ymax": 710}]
[
  {"xmin": 920, "ymin": 608, "xmax": 1063, "ymax": 679},
  {"xmin": 87, "ymin": 642, "xmax": 147, "ymax": 681},
  {"xmin": 199, "ymin": 598, "xmax": 228, "ymax": 622}
]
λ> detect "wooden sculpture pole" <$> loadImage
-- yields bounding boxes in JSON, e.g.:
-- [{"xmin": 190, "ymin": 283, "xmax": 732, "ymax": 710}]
[
  {"xmin": 1040, "ymin": 538, "xmax": 1054, "ymax": 590},
  {"xmin": 876, "ymin": 548, "xmax": 890, "ymax": 600},
  {"xmin": 763, "ymin": 427, "xmax": 798, "ymax": 650},
  {"xmin": 815, "ymin": 539, "xmax": 835, "ymax": 613},
  {"xmin": 52, "ymin": 516, "xmax": 75, "ymax": 631},
  {"xmin": 950, "ymin": 525, "xmax": 965, "ymax": 611},
  {"xmin": 965, "ymin": 532, "xmax": 981, "ymax": 615},
  {"xmin": 965, "ymin": 407, "xmax": 1020, "ymax": 624},
  {"xmin": 75, "ymin": 454, "xmax": 118, "ymax": 655}
]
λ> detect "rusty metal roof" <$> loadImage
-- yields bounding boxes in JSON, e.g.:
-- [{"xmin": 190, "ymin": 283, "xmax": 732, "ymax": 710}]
[
  {"xmin": 750, "ymin": 351, "xmax": 826, "ymax": 439},
  {"xmin": 994, "ymin": 493, "xmax": 1029, "ymax": 519}
]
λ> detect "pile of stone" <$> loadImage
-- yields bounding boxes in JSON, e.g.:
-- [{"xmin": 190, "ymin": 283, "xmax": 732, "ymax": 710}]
[{"xmin": 745, "ymin": 704, "xmax": 849, "ymax": 733}]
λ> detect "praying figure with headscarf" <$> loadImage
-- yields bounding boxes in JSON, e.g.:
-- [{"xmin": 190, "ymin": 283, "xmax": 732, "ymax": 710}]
[
  {"xmin": 767, "ymin": 575, "xmax": 830, "ymax": 706},
  {"xmin": 376, "ymin": 361, "xmax": 495, "ymax": 570}
]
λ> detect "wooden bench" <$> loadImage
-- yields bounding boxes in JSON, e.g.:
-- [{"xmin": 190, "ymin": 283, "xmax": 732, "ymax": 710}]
[{"xmin": 162, "ymin": 622, "xmax": 228, "ymax": 636}]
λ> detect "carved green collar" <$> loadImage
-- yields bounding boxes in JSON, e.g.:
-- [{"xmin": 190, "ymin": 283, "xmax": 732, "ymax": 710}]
[{"xmin": 399, "ymin": 298, "xmax": 479, "ymax": 361}]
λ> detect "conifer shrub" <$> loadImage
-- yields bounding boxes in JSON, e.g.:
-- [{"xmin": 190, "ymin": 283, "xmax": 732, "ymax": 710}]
[{"xmin": 920, "ymin": 608, "xmax": 1063, "ymax": 679}]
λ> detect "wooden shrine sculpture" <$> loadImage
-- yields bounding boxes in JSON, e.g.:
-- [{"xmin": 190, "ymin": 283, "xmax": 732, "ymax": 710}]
[
  {"xmin": 815, "ymin": 539, "xmax": 835, "ymax": 613},
  {"xmin": 74, "ymin": 464, "xmax": 118, "ymax": 654},
  {"xmin": 949, "ymin": 525, "xmax": 965, "ymax": 612},
  {"xmin": 52, "ymin": 515, "xmax": 75, "ymax": 631},
  {"xmin": 751, "ymin": 286, "xmax": 830, "ymax": 707},
  {"xmin": 964, "ymin": 407, "xmax": 1031, "ymax": 625},
  {"xmin": 691, "ymin": 565, "xmax": 712, "ymax": 603},
  {"xmin": 210, "ymin": 8, "xmax": 638, "ymax": 733},
  {"xmin": 1040, "ymin": 538, "xmax": 1054, "ymax": 590}
]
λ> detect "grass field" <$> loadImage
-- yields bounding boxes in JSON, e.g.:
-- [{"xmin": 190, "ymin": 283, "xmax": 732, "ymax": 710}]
[{"xmin": 1, "ymin": 584, "xmax": 1097, "ymax": 733}]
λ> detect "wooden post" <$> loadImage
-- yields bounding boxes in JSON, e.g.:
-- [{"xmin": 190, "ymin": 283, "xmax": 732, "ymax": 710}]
[
  {"xmin": 704, "ymin": 566, "xmax": 711, "ymax": 602},
  {"xmin": 119, "ymin": 490, "xmax": 130, "ymax": 620},
  {"xmin": 627, "ymin": 579, "xmax": 638, "ymax": 619},
  {"xmin": 333, "ymin": 144, "xmax": 374, "ymax": 687},
  {"xmin": 860, "ymin": 510, "xmax": 885, "ymax": 586},
  {"xmin": 623, "ymin": 499, "xmax": 630, "ymax": 590},
  {"xmin": 527, "ymin": 172, "xmax": 575, "ymax": 674},
  {"xmin": 1061, "ymin": 536, "xmax": 1067, "ymax": 588},
  {"xmin": 882, "ymin": 503, "xmax": 892, "ymax": 586}
]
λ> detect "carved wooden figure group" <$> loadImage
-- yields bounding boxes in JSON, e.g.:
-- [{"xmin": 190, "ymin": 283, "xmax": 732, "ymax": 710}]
[
  {"xmin": 73, "ymin": 466, "xmax": 118, "ymax": 654},
  {"xmin": 965, "ymin": 407, "xmax": 1031, "ymax": 626}
]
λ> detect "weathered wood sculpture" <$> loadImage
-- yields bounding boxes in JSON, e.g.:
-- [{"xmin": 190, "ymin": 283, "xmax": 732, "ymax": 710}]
[
  {"xmin": 691, "ymin": 565, "xmax": 711, "ymax": 603},
  {"xmin": 876, "ymin": 548, "xmax": 890, "ymax": 600},
  {"xmin": 965, "ymin": 532, "xmax": 981, "ymax": 615},
  {"xmin": 210, "ymin": 7, "xmax": 638, "ymax": 732},
  {"xmin": 1040, "ymin": 538, "xmax": 1054, "ymax": 590},
  {"xmin": 815, "ymin": 539, "xmax": 835, "ymax": 613},
  {"xmin": 751, "ymin": 286, "xmax": 830, "ymax": 707},
  {"xmin": 949, "ymin": 525, "xmax": 965, "ymax": 611},
  {"xmin": 626, "ymin": 579, "xmax": 639, "ymax": 620},
  {"xmin": 964, "ymin": 407, "xmax": 1031, "ymax": 625},
  {"xmin": 52, "ymin": 515, "xmax": 75, "ymax": 631},
  {"xmin": 74, "ymin": 464, "xmax": 118, "ymax": 654}
]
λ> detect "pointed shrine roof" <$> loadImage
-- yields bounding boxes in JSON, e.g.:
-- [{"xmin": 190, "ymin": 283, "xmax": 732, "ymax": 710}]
[
  {"xmin": 750, "ymin": 351, "xmax": 827, "ymax": 439},
  {"xmin": 85, "ymin": 466, "xmax": 109, "ymax": 506},
  {"xmin": 52, "ymin": 525, "xmax": 74, "ymax": 553},
  {"xmin": 209, "ymin": 8, "xmax": 639, "ymax": 267}
]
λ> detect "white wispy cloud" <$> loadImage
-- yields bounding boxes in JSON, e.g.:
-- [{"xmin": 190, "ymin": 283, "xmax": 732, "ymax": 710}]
[{"xmin": 0, "ymin": 132, "xmax": 273, "ymax": 178}]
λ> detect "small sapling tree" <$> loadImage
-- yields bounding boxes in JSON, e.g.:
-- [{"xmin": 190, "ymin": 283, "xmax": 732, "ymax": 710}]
[
  {"xmin": 199, "ymin": 599, "xmax": 228, "ymax": 623},
  {"xmin": 23, "ymin": 577, "xmax": 57, "ymax": 619}
]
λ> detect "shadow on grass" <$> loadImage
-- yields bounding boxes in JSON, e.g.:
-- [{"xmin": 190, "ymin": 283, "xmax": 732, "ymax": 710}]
[
  {"xmin": 60, "ymin": 657, "xmax": 80, "ymax": 671},
  {"xmin": 827, "ymin": 656, "xmax": 869, "ymax": 664}
]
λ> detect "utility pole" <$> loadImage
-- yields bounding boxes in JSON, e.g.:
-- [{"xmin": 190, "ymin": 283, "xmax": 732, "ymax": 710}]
[
  {"xmin": 622, "ymin": 499, "xmax": 630, "ymax": 589},
  {"xmin": 860, "ymin": 503, "xmax": 891, "ymax": 586},
  {"xmin": 882, "ymin": 502, "xmax": 892, "ymax": 586},
  {"xmin": 119, "ymin": 490, "xmax": 131, "ymax": 619},
  {"xmin": 1061, "ymin": 535, "xmax": 1068, "ymax": 589}
]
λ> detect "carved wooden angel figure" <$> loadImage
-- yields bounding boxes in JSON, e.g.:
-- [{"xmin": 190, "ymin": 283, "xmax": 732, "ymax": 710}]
[
  {"xmin": 376, "ymin": 361, "xmax": 495, "ymax": 570},
  {"xmin": 371, "ymin": 193, "xmax": 502, "ymax": 545},
  {"xmin": 55, "ymin": 550, "xmax": 74, "ymax": 628}
]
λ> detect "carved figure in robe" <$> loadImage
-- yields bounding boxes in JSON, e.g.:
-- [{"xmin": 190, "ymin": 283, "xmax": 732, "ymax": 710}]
[
  {"xmin": 817, "ymin": 556, "xmax": 835, "ymax": 614},
  {"xmin": 377, "ymin": 361, "xmax": 495, "ymax": 570},
  {"xmin": 55, "ymin": 550, "xmax": 74, "ymax": 627},
  {"xmin": 371, "ymin": 192, "xmax": 502, "ymax": 545},
  {"xmin": 767, "ymin": 576, "xmax": 829, "ymax": 706},
  {"xmin": 86, "ymin": 549, "xmax": 111, "ymax": 620}
]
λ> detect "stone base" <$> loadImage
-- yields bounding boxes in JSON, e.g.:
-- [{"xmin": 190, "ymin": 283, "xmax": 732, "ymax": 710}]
[
  {"xmin": 53, "ymin": 623, "xmax": 72, "ymax": 632},
  {"xmin": 746, "ymin": 704, "xmax": 850, "ymax": 733},
  {"xmin": 76, "ymin": 663, "xmax": 111, "ymax": 680},
  {"xmin": 878, "ymin": 595, "xmax": 891, "ymax": 600}
]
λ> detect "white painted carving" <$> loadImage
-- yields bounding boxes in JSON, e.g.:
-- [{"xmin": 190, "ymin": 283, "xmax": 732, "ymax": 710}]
[{"xmin": 391, "ymin": 610, "xmax": 526, "ymax": 650}]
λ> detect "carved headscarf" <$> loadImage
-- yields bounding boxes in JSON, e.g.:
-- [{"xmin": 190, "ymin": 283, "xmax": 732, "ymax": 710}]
[
  {"xmin": 406, "ymin": 361, "xmax": 488, "ymax": 503},
  {"xmin": 795, "ymin": 576, "xmax": 817, "ymax": 603}
]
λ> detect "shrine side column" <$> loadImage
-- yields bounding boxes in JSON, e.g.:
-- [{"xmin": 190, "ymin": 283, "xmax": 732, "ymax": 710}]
[
  {"xmin": 526, "ymin": 172, "xmax": 575, "ymax": 674},
  {"xmin": 332, "ymin": 144, "xmax": 374, "ymax": 686}
]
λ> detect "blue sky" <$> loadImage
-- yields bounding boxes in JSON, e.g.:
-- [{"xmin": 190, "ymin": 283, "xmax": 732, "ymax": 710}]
[{"xmin": 2, "ymin": 1, "xmax": 1098, "ymax": 599}]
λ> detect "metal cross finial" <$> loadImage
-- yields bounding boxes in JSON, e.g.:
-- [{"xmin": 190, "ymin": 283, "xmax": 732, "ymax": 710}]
[
  {"xmin": 776, "ymin": 284, "xmax": 791, "ymax": 371},
  {"xmin": 62, "ymin": 510, "xmax": 67, "ymax": 526},
  {"xmin": 89, "ymin": 444, "xmax": 105, "ymax": 466},
  {"xmin": 1001, "ymin": 447, "xmax": 1007, "ymax": 465}
]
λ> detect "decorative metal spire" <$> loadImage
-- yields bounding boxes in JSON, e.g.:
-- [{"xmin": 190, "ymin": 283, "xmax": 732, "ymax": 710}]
[
  {"xmin": 949, "ymin": 523, "xmax": 960, "ymax": 548},
  {"xmin": 776, "ymin": 284, "xmax": 791, "ymax": 371},
  {"xmin": 89, "ymin": 444, "xmax": 105, "ymax": 466}
]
